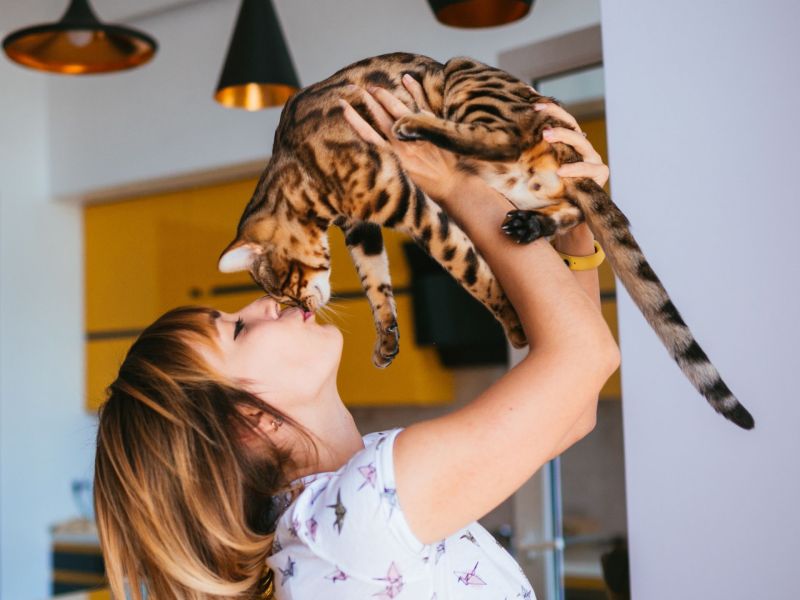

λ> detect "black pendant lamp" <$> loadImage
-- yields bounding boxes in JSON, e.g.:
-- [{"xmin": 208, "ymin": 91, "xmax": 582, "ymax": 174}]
[
  {"xmin": 428, "ymin": 0, "xmax": 533, "ymax": 28},
  {"xmin": 2, "ymin": 0, "xmax": 157, "ymax": 75},
  {"xmin": 215, "ymin": 0, "xmax": 300, "ymax": 111}
]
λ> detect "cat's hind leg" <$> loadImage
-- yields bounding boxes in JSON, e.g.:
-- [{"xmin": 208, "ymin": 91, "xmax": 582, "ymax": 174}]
[
  {"xmin": 340, "ymin": 221, "xmax": 400, "ymax": 368},
  {"xmin": 393, "ymin": 112, "xmax": 524, "ymax": 162}
]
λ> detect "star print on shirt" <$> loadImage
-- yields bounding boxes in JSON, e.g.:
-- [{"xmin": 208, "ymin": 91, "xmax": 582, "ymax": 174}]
[
  {"xmin": 380, "ymin": 486, "xmax": 399, "ymax": 519},
  {"xmin": 454, "ymin": 561, "xmax": 487, "ymax": 586},
  {"xmin": 325, "ymin": 567, "xmax": 348, "ymax": 583},
  {"xmin": 372, "ymin": 561, "xmax": 403, "ymax": 599},
  {"xmin": 288, "ymin": 515, "xmax": 301, "ymax": 538},
  {"xmin": 271, "ymin": 536, "xmax": 282, "ymax": 554},
  {"xmin": 279, "ymin": 556, "xmax": 296, "ymax": 585},
  {"xmin": 460, "ymin": 530, "xmax": 479, "ymax": 546},
  {"xmin": 517, "ymin": 585, "xmax": 533, "ymax": 599},
  {"xmin": 358, "ymin": 462, "xmax": 377, "ymax": 490},
  {"xmin": 435, "ymin": 540, "xmax": 446, "ymax": 564},
  {"xmin": 305, "ymin": 517, "xmax": 318, "ymax": 542},
  {"xmin": 327, "ymin": 489, "xmax": 347, "ymax": 534}
]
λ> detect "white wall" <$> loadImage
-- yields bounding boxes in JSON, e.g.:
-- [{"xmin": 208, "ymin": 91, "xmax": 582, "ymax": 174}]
[
  {"xmin": 48, "ymin": 0, "xmax": 601, "ymax": 198},
  {"xmin": 0, "ymin": 4, "xmax": 97, "ymax": 599},
  {"xmin": 600, "ymin": 1, "xmax": 800, "ymax": 597}
]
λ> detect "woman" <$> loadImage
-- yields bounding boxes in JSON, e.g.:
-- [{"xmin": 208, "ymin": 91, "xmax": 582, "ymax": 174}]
[{"xmin": 94, "ymin": 78, "xmax": 620, "ymax": 600}]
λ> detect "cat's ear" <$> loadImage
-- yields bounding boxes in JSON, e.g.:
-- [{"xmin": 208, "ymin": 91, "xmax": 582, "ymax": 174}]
[{"xmin": 218, "ymin": 240, "xmax": 262, "ymax": 273}]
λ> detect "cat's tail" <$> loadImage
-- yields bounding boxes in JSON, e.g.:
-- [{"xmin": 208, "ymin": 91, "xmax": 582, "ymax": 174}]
[{"xmin": 570, "ymin": 179, "xmax": 754, "ymax": 430}]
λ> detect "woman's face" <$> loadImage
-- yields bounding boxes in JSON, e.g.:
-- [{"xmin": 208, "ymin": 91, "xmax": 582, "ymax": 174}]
[{"xmin": 209, "ymin": 296, "xmax": 343, "ymax": 408}]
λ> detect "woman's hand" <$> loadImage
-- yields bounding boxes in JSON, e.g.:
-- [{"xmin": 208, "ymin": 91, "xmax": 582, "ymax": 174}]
[
  {"xmin": 531, "ymin": 98, "xmax": 609, "ymax": 252},
  {"xmin": 339, "ymin": 75, "xmax": 467, "ymax": 202},
  {"xmin": 533, "ymin": 99, "xmax": 610, "ymax": 188}
]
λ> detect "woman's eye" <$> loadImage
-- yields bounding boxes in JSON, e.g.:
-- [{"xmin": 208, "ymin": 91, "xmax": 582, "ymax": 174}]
[{"xmin": 233, "ymin": 318, "xmax": 245, "ymax": 340}]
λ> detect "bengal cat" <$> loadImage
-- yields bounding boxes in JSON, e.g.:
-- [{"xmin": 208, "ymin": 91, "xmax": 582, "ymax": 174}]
[{"xmin": 218, "ymin": 52, "xmax": 754, "ymax": 430}]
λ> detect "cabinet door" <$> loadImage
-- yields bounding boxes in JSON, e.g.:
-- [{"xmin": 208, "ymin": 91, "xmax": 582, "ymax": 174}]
[{"xmin": 85, "ymin": 178, "xmax": 454, "ymax": 411}]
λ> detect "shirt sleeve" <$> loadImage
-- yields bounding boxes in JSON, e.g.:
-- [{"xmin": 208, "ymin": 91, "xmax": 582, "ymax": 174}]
[{"xmin": 285, "ymin": 427, "xmax": 432, "ymax": 577}]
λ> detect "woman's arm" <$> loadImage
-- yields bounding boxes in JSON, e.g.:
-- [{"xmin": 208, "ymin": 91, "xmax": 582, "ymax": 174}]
[{"xmin": 341, "ymin": 82, "xmax": 619, "ymax": 545}]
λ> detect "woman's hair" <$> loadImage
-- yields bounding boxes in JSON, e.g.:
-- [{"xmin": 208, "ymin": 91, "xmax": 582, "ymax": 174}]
[{"xmin": 93, "ymin": 306, "xmax": 318, "ymax": 599}]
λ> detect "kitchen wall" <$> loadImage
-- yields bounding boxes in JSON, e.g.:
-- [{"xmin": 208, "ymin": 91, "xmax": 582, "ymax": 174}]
[
  {"xmin": 48, "ymin": 0, "xmax": 602, "ymax": 198},
  {"xmin": 0, "ymin": 4, "xmax": 97, "ymax": 599},
  {"xmin": 601, "ymin": 0, "xmax": 800, "ymax": 597}
]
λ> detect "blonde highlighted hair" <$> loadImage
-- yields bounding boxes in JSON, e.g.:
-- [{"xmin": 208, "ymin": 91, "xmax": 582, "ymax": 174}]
[{"xmin": 94, "ymin": 306, "xmax": 317, "ymax": 599}]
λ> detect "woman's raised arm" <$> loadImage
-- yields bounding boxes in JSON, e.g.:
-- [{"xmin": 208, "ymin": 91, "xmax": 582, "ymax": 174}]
[{"xmin": 341, "ymin": 83, "xmax": 620, "ymax": 545}]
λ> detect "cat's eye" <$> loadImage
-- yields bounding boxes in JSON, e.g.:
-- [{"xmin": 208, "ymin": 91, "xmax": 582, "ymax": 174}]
[{"xmin": 233, "ymin": 317, "xmax": 245, "ymax": 340}]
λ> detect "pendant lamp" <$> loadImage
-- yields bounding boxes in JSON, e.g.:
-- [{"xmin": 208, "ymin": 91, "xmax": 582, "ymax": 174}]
[
  {"xmin": 215, "ymin": 0, "xmax": 300, "ymax": 111},
  {"xmin": 2, "ymin": 0, "xmax": 157, "ymax": 75},
  {"xmin": 428, "ymin": 0, "xmax": 533, "ymax": 28}
]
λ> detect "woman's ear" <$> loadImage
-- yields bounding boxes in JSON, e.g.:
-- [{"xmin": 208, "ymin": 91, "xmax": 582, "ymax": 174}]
[
  {"xmin": 234, "ymin": 406, "xmax": 271, "ymax": 446},
  {"xmin": 218, "ymin": 240, "xmax": 262, "ymax": 273}
]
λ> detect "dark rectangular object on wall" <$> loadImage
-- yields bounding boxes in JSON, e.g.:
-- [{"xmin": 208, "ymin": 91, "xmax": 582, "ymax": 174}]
[{"xmin": 403, "ymin": 242, "xmax": 507, "ymax": 366}]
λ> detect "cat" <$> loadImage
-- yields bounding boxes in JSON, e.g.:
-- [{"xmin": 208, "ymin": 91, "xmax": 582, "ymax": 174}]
[{"xmin": 218, "ymin": 52, "xmax": 754, "ymax": 430}]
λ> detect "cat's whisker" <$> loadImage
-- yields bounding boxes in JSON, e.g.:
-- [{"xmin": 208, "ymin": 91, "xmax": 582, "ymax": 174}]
[{"xmin": 316, "ymin": 305, "xmax": 354, "ymax": 335}]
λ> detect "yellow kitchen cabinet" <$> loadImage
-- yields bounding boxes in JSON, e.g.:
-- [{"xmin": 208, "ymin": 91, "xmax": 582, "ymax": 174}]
[{"xmin": 84, "ymin": 178, "xmax": 454, "ymax": 411}]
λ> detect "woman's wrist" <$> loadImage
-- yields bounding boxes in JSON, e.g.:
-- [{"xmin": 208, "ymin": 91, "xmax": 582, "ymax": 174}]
[
  {"xmin": 552, "ymin": 222, "xmax": 596, "ymax": 256},
  {"xmin": 439, "ymin": 173, "xmax": 479, "ymax": 207}
]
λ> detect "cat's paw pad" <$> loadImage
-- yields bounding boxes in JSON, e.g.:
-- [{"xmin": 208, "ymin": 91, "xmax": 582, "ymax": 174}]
[
  {"xmin": 501, "ymin": 210, "xmax": 543, "ymax": 244},
  {"xmin": 392, "ymin": 116, "xmax": 426, "ymax": 142},
  {"xmin": 372, "ymin": 322, "xmax": 400, "ymax": 368}
]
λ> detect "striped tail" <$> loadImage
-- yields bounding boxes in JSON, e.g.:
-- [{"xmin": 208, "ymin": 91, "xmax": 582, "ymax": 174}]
[{"xmin": 570, "ymin": 180, "xmax": 754, "ymax": 429}]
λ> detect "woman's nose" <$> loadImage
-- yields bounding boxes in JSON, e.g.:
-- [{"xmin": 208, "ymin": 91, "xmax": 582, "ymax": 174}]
[{"xmin": 239, "ymin": 296, "xmax": 280, "ymax": 320}]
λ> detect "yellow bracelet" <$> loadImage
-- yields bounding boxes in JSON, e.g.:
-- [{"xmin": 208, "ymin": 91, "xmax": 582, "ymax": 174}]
[{"xmin": 556, "ymin": 240, "xmax": 605, "ymax": 271}]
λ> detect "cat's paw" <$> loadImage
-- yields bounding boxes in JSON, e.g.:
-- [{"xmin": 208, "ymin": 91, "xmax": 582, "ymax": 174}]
[
  {"xmin": 501, "ymin": 210, "xmax": 544, "ymax": 244},
  {"xmin": 392, "ymin": 116, "xmax": 426, "ymax": 142},
  {"xmin": 372, "ymin": 321, "xmax": 400, "ymax": 368}
]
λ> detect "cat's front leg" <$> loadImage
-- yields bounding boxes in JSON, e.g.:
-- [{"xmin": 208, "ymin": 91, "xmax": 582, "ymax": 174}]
[
  {"xmin": 501, "ymin": 201, "xmax": 584, "ymax": 244},
  {"xmin": 341, "ymin": 221, "xmax": 400, "ymax": 368}
]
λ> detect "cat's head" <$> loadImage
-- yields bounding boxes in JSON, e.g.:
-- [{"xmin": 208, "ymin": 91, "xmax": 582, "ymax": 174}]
[{"xmin": 218, "ymin": 214, "xmax": 332, "ymax": 312}]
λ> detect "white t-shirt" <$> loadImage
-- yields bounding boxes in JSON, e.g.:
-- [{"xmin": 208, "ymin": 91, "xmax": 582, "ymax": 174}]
[{"xmin": 265, "ymin": 427, "xmax": 536, "ymax": 599}]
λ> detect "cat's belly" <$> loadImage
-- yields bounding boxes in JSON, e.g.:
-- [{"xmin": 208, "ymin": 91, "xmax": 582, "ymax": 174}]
[{"xmin": 485, "ymin": 168, "xmax": 562, "ymax": 210}]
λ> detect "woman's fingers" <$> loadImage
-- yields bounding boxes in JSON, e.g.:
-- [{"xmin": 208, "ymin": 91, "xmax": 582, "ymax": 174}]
[
  {"xmin": 402, "ymin": 74, "xmax": 431, "ymax": 112},
  {"xmin": 368, "ymin": 86, "xmax": 413, "ymax": 120},
  {"xmin": 543, "ymin": 127, "xmax": 602, "ymax": 164},
  {"xmin": 347, "ymin": 85, "xmax": 397, "ymax": 138},
  {"xmin": 339, "ymin": 99, "xmax": 387, "ymax": 146},
  {"xmin": 534, "ymin": 101, "xmax": 582, "ymax": 132},
  {"xmin": 556, "ymin": 161, "xmax": 609, "ymax": 187}
]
